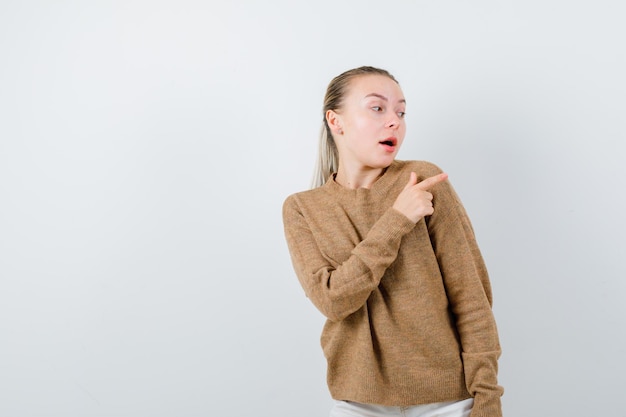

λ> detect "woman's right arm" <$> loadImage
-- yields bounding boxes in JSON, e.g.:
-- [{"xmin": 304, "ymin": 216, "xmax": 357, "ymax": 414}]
[
  {"xmin": 282, "ymin": 173, "xmax": 446, "ymax": 321},
  {"xmin": 282, "ymin": 195, "xmax": 415, "ymax": 322}
]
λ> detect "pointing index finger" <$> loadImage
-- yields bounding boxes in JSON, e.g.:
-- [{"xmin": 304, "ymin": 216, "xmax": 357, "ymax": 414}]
[{"xmin": 414, "ymin": 173, "xmax": 448, "ymax": 191}]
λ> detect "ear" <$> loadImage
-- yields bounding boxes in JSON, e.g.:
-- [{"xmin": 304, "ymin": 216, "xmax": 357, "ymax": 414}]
[{"xmin": 326, "ymin": 109, "xmax": 343, "ymax": 135}]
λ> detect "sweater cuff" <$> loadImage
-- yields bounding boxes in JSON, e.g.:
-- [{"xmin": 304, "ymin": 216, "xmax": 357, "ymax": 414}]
[
  {"xmin": 462, "ymin": 351, "xmax": 504, "ymax": 417},
  {"xmin": 470, "ymin": 392, "xmax": 503, "ymax": 417},
  {"xmin": 377, "ymin": 207, "xmax": 417, "ymax": 237}
]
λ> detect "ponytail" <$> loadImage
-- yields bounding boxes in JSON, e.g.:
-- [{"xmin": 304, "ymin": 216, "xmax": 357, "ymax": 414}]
[{"xmin": 311, "ymin": 123, "xmax": 338, "ymax": 188}]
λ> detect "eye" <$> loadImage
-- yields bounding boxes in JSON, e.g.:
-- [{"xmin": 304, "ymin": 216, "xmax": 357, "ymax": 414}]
[
  {"xmin": 371, "ymin": 106, "xmax": 383, "ymax": 112},
  {"xmin": 397, "ymin": 111, "xmax": 406, "ymax": 118}
]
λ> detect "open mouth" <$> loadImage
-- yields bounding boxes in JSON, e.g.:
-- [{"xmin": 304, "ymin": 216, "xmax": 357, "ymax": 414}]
[{"xmin": 379, "ymin": 137, "xmax": 397, "ymax": 147}]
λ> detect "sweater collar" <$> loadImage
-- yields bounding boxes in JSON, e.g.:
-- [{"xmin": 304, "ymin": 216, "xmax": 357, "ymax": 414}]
[{"xmin": 323, "ymin": 160, "xmax": 402, "ymax": 197}]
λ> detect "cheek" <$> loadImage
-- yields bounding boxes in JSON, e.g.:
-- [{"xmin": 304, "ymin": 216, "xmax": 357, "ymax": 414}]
[
  {"xmin": 398, "ymin": 123, "xmax": 407, "ymax": 137},
  {"xmin": 352, "ymin": 116, "xmax": 373, "ymax": 131}
]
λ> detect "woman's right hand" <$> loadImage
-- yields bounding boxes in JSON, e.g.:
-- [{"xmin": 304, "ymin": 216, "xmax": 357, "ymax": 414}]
[{"xmin": 392, "ymin": 172, "xmax": 448, "ymax": 223}]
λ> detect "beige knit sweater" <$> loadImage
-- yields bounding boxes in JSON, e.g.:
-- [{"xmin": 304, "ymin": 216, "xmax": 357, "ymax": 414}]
[{"xmin": 282, "ymin": 160, "xmax": 503, "ymax": 417}]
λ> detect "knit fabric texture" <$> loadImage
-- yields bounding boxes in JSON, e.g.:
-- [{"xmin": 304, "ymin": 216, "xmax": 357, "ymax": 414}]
[{"xmin": 282, "ymin": 160, "xmax": 503, "ymax": 417}]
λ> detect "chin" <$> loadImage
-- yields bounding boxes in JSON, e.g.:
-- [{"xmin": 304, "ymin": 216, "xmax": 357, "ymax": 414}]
[
  {"xmin": 378, "ymin": 154, "xmax": 397, "ymax": 166},
  {"xmin": 368, "ymin": 159, "xmax": 394, "ymax": 170}
]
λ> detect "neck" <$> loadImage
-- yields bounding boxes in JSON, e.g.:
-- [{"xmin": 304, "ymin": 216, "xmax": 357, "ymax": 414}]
[{"xmin": 335, "ymin": 166, "xmax": 386, "ymax": 190}]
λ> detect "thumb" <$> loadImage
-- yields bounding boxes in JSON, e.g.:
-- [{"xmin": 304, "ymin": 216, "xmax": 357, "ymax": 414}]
[{"xmin": 404, "ymin": 172, "xmax": 418, "ymax": 189}]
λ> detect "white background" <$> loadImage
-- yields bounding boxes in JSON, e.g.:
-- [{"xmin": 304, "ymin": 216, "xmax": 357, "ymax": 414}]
[{"xmin": 1, "ymin": 1, "xmax": 625, "ymax": 416}]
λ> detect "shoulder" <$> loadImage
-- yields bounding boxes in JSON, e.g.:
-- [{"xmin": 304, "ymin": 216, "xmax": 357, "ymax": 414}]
[
  {"xmin": 282, "ymin": 186, "xmax": 329, "ymax": 215},
  {"xmin": 393, "ymin": 159, "xmax": 445, "ymax": 179}
]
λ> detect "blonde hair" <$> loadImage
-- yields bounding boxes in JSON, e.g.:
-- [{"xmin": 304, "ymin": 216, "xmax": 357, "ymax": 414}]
[{"xmin": 311, "ymin": 66, "xmax": 399, "ymax": 188}]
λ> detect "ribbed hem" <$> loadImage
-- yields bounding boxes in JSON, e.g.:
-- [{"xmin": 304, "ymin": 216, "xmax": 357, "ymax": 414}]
[{"xmin": 328, "ymin": 367, "xmax": 470, "ymax": 407}]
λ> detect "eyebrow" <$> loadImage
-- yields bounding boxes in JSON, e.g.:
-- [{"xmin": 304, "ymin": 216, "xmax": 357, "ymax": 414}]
[{"xmin": 365, "ymin": 93, "xmax": 406, "ymax": 104}]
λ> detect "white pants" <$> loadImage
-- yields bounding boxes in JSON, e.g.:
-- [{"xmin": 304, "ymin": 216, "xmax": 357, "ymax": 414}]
[{"xmin": 329, "ymin": 398, "xmax": 473, "ymax": 417}]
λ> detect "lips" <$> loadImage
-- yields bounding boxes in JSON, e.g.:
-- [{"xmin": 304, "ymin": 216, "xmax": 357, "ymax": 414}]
[{"xmin": 379, "ymin": 137, "xmax": 398, "ymax": 151}]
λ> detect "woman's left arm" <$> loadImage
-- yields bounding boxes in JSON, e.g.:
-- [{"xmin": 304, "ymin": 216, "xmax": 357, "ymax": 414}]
[{"xmin": 426, "ymin": 170, "xmax": 504, "ymax": 417}]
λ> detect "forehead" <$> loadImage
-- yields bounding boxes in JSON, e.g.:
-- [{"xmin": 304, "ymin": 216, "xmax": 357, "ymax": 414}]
[{"xmin": 346, "ymin": 74, "xmax": 405, "ymax": 101}]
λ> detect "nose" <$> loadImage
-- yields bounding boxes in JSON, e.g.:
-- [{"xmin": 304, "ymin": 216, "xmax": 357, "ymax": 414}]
[{"xmin": 386, "ymin": 114, "xmax": 401, "ymax": 129}]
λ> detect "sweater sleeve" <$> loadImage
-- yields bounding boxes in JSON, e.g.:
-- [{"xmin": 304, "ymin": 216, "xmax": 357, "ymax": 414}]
[
  {"xmin": 282, "ymin": 194, "xmax": 416, "ymax": 322},
  {"xmin": 426, "ymin": 173, "xmax": 504, "ymax": 417}
]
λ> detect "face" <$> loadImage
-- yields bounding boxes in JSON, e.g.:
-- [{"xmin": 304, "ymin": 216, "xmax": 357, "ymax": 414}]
[{"xmin": 328, "ymin": 74, "xmax": 407, "ymax": 173}]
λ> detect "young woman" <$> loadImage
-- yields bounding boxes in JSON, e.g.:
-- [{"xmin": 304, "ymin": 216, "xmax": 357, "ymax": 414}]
[{"xmin": 282, "ymin": 66, "xmax": 503, "ymax": 417}]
